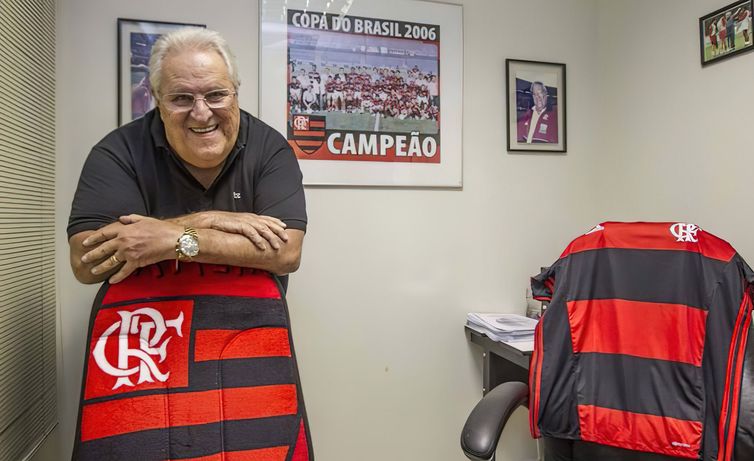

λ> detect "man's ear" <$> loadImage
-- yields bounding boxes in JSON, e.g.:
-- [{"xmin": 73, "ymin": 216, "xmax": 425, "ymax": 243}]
[{"xmin": 153, "ymin": 95, "xmax": 165, "ymax": 120}]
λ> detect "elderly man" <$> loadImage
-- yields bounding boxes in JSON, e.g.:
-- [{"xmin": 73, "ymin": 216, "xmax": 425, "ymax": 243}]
[
  {"xmin": 516, "ymin": 81, "xmax": 559, "ymax": 144},
  {"xmin": 68, "ymin": 28, "xmax": 306, "ymax": 289},
  {"xmin": 68, "ymin": 28, "xmax": 312, "ymax": 460}
]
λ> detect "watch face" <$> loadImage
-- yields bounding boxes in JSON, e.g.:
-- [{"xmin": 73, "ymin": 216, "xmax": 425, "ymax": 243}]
[{"xmin": 179, "ymin": 234, "xmax": 199, "ymax": 257}]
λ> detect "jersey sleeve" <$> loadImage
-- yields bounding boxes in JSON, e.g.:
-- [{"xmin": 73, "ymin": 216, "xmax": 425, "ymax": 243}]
[
  {"xmin": 254, "ymin": 132, "xmax": 307, "ymax": 232},
  {"xmin": 531, "ymin": 263, "xmax": 559, "ymax": 302},
  {"xmin": 67, "ymin": 143, "xmax": 147, "ymax": 239},
  {"xmin": 703, "ymin": 253, "xmax": 754, "ymax": 461}
]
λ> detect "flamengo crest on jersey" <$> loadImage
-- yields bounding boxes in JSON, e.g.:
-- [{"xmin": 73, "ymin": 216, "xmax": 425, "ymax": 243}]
[
  {"xmin": 584, "ymin": 224, "xmax": 604, "ymax": 235},
  {"xmin": 671, "ymin": 222, "xmax": 700, "ymax": 243},
  {"xmin": 85, "ymin": 299, "xmax": 194, "ymax": 399},
  {"xmin": 93, "ymin": 308, "xmax": 184, "ymax": 389}
]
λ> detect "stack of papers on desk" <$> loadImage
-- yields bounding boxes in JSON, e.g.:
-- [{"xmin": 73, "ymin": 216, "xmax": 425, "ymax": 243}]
[{"xmin": 466, "ymin": 313, "xmax": 537, "ymax": 344}]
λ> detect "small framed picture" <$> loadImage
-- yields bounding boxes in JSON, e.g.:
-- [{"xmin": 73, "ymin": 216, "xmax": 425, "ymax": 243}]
[
  {"xmin": 117, "ymin": 18, "xmax": 205, "ymax": 125},
  {"xmin": 506, "ymin": 59, "xmax": 566, "ymax": 153},
  {"xmin": 699, "ymin": 0, "xmax": 753, "ymax": 66}
]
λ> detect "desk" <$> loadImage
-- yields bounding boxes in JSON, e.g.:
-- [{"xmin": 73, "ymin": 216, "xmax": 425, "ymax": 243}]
[{"xmin": 465, "ymin": 325, "xmax": 532, "ymax": 395}]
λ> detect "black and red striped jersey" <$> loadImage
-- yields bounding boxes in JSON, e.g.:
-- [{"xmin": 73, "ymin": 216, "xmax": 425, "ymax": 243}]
[
  {"xmin": 72, "ymin": 262, "xmax": 313, "ymax": 461},
  {"xmin": 529, "ymin": 222, "xmax": 754, "ymax": 461}
]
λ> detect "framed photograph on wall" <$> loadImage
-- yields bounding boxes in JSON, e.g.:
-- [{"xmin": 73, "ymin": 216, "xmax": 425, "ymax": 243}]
[
  {"xmin": 699, "ymin": 0, "xmax": 753, "ymax": 66},
  {"xmin": 506, "ymin": 59, "xmax": 566, "ymax": 153},
  {"xmin": 117, "ymin": 18, "xmax": 205, "ymax": 125},
  {"xmin": 259, "ymin": 0, "xmax": 463, "ymax": 187}
]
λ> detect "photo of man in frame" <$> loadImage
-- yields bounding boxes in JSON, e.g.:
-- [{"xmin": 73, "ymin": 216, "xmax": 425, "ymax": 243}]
[{"xmin": 515, "ymin": 75, "xmax": 559, "ymax": 144}]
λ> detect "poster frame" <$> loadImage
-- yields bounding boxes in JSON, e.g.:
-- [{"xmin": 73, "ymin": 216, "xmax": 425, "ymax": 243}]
[{"xmin": 259, "ymin": 0, "xmax": 463, "ymax": 187}]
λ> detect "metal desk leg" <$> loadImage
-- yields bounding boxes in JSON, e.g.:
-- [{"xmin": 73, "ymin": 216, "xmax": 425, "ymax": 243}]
[{"xmin": 483, "ymin": 351, "xmax": 529, "ymax": 395}]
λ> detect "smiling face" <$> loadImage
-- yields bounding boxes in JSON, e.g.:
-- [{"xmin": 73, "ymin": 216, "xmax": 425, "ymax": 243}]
[
  {"xmin": 532, "ymin": 84, "xmax": 548, "ymax": 113},
  {"xmin": 157, "ymin": 49, "xmax": 240, "ymax": 169}
]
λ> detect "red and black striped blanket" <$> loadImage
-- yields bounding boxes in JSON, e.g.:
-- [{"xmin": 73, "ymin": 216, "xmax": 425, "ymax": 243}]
[{"xmin": 72, "ymin": 262, "xmax": 313, "ymax": 461}]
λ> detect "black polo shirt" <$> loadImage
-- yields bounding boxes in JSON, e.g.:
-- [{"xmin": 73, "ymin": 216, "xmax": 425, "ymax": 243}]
[{"xmin": 68, "ymin": 109, "xmax": 307, "ymax": 284}]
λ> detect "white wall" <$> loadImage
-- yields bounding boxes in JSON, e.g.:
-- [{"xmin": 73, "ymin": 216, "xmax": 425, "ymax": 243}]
[
  {"xmin": 594, "ymin": 0, "xmax": 754, "ymax": 261},
  {"xmin": 54, "ymin": 1, "xmax": 601, "ymax": 460},
  {"xmin": 292, "ymin": 1, "xmax": 601, "ymax": 459}
]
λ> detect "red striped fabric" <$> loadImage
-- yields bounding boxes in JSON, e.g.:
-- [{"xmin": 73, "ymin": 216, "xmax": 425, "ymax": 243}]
[
  {"xmin": 168, "ymin": 446, "xmax": 289, "ymax": 461},
  {"xmin": 293, "ymin": 140, "xmax": 326, "ymax": 146},
  {"xmin": 567, "ymin": 299, "xmax": 707, "ymax": 366},
  {"xmin": 291, "ymin": 420, "xmax": 310, "ymax": 461},
  {"xmin": 308, "ymin": 121, "xmax": 325, "ymax": 128},
  {"xmin": 528, "ymin": 320, "xmax": 544, "ymax": 438},
  {"xmin": 292, "ymin": 130, "xmax": 325, "ymax": 137},
  {"xmin": 544, "ymin": 277, "xmax": 554, "ymax": 293},
  {"xmin": 194, "ymin": 328, "xmax": 292, "ymax": 362},
  {"xmin": 103, "ymin": 264, "xmax": 281, "ymax": 304},
  {"xmin": 718, "ymin": 291, "xmax": 753, "ymax": 461},
  {"xmin": 578, "ymin": 405, "xmax": 701, "ymax": 459},
  {"xmin": 560, "ymin": 222, "xmax": 735, "ymax": 262},
  {"xmin": 81, "ymin": 385, "xmax": 297, "ymax": 442}
]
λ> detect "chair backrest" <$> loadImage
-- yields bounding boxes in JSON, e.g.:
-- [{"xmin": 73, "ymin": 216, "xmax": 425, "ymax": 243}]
[
  {"xmin": 529, "ymin": 222, "xmax": 754, "ymax": 461},
  {"xmin": 72, "ymin": 262, "xmax": 314, "ymax": 461}
]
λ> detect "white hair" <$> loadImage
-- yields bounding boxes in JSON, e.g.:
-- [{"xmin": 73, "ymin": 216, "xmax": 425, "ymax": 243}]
[
  {"xmin": 149, "ymin": 27, "xmax": 240, "ymax": 97},
  {"xmin": 530, "ymin": 81, "xmax": 548, "ymax": 95}
]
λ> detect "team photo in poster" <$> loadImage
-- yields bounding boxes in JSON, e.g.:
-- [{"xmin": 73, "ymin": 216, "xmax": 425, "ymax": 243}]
[
  {"xmin": 260, "ymin": 0, "xmax": 463, "ymax": 186},
  {"xmin": 286, "ymin": 10, "xmax": 441, "ymax": 164}
]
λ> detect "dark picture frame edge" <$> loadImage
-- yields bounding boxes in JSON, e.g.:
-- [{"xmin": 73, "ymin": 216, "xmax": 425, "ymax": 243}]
[
  {"xmin": 117, "ymin": 18, "xmax": 207, "ymax": 126},
  {"xmin": 699, "ymin": 0, "xmax": 754, "ymax": 67},
  {"xmin": 505, "ymin": 58, "xmax": 567, "ymax": 154}
]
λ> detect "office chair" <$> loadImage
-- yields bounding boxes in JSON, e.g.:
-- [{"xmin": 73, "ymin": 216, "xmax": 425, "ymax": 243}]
[
  {"xmin": 459, "ymin": 381, "xmax": 731, "ymax": 460},
  {"xmin": 460, "ymin": 381, "xmax": 528, "ymax": 461},
  {"xmin": 461, "ymin": 222, "xmax": 754, "ymax": 461}
]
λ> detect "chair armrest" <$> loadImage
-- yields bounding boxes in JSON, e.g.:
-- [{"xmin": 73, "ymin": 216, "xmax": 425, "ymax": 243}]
[{"xmin": 460, "ymin": 381, "xmax": 529, "ymax": 461}]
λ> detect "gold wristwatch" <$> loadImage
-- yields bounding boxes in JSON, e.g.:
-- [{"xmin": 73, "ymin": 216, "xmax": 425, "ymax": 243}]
[{"xmin": 176, "ymin": 227, "xmax": 199, "ymax": 261}]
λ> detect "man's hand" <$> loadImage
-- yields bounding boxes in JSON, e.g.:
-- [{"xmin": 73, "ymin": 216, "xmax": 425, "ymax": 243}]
[
  {"xmin": 173, "ymin": 211, "xmax": 289, "ymax": 251},
  {"xmin": 69, "ymin": 212, "xmax": 304, "ymax": 285},
  {"xmin": 79, "ymin": 215, "xmax": 182, "ymax": 284}
]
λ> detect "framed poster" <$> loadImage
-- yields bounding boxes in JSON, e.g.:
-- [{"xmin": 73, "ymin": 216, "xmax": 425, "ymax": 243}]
[
  {"xmin": 259, "ymin": 0, "xmax": 463, "ymax": 187},
  {"xmin": 699, "ymin": 0, "xmax": 754, "ymax": 66},
  {"xmin": 506, "ymin": 59, "xmax": 566, "ymax": 153},
  {"xmin": 117, "ymin": 18, "xmax": 206, "ymax": 125}
]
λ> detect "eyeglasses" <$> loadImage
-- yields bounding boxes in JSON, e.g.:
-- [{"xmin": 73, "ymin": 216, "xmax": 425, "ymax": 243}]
[{"xmin": 160, "ymin": 88, "xmax": 237, "ymax": 112}]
